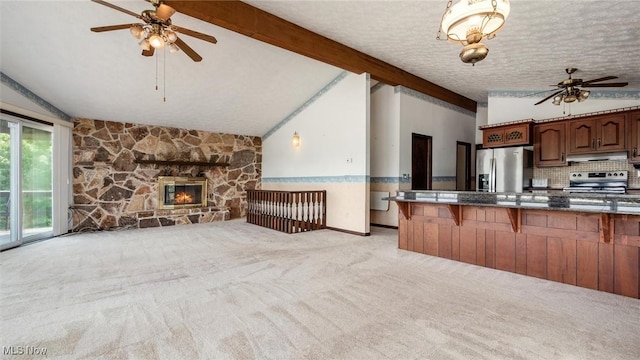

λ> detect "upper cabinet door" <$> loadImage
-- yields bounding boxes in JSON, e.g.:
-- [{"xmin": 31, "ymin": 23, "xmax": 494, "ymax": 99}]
[
  {"xmin": 567, "ymin": 114, "xmax": 626, "ymax": 154},
  {"xmin": 596, "ymin": 114, "xmax": 626, "ymax": 152},
  {"xmin": 629, "ymin": 111, "xmax": 640, "ymax": 163},
  {"xmin": 482, "ymin": 123, "xmax": 532, "ymax": 148},
  {"xmin": 567, "ymin": 119, "xmax": 597, "ymax": 154},
  {"xmin": 534, "ymin": 122, "xmax": 566, "ymax": 167}
]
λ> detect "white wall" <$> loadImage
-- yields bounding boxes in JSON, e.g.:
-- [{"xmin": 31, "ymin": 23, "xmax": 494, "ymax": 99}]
[
  {"xmin": 262, "ymin": 72, "xmax": 370, "ymax": 234},
  {"xmin": 475, "ymin": 104, "xmax": 488, "ymax": 145},
  {"xmin": 369, "ymin": 84, "xmax": 401, "ymax": 227},
  {"xmin": 399, "ymin": 89, "xmax": 477, "ymax": 180},
  {"xmin": 370, "ymin": 84, "xmax": 400, "ymax": 178},
  {"xmin": 368, "ymin": 86, "xmax": 477, "ymax": 227}
]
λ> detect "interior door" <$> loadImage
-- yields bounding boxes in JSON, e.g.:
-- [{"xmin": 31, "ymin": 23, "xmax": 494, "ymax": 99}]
[{"xmin": 411, "ymin": 133, "xmax": 432, "ymax": 190}]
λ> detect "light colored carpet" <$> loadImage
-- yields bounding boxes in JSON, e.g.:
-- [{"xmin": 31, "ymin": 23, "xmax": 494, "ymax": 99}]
[{"xmin": 1, "ymin": 219, "xmax": 639, "ymax": 360}]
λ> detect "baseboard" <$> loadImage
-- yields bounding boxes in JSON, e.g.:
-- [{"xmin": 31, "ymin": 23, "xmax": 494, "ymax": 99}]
[
  {"xmin": 370, "ymin": 223, "xmax": 398, "ymax": 229},
  {"xmin": 326, "ymin": 227, "xmax": 370, "ymax": 236}
]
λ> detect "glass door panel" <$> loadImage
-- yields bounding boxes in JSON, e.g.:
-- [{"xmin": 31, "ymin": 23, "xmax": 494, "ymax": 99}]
[
  {"xmin": 21, "ymin": 125, "xmax": 53, "ymax": 241},
  {"xmin": 0, "ymin": 119, "xmax": 18, "ymax": 248},
  {"xmin": 0, "ymin": 118, "xmax": 53, "ymax": 250}
]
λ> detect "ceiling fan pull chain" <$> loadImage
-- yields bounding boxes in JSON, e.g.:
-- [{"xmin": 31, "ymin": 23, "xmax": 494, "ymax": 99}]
[
  {"xmin": 155, "ymin": 50, "xmax": 159, "ymax": 91},
  {"xmin": 163, "ymin": 46, "xmax": 167, "ymax": 102}
]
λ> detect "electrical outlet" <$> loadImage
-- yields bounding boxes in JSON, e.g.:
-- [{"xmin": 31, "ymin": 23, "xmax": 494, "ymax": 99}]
[{"xmin": 402, "ymin": 173, "xmax": 410, "ymax": 180}]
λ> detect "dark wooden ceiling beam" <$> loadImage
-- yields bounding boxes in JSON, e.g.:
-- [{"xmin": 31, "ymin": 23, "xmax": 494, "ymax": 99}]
[{"xmin": 165, "ymin": 0, "xmax": 477, "ymax": 113}]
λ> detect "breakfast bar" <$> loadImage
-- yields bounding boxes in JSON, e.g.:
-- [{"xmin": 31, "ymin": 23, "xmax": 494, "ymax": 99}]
[{"xmin": 389, "ymin": 190, "xmax": 640, "ymax": 298}]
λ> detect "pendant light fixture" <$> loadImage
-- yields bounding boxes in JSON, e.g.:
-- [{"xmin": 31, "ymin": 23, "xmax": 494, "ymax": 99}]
[{"xmin": 437, "ymin": 0, "xmax": 511, "ymax": 65}]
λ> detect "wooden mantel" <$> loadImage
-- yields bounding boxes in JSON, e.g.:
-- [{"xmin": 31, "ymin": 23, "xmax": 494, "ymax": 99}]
[{"xmin": 134, "ymin": 159, "xmax": 229, "ymax": 167}]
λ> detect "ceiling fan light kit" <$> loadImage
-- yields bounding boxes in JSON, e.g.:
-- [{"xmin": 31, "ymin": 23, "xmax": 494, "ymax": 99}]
[
  {"xmin": 437, "ymin": 0, "xmax": 510, "ymax": 65},
  {"xmin": 90, "ymin": 0, "xmax": 218, "ymax": 62}
]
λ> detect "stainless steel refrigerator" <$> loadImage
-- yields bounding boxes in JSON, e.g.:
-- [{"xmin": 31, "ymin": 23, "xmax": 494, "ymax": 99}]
[{"xmin": 476, "ymin": 146, "xmax": 533, "ymax": 192}]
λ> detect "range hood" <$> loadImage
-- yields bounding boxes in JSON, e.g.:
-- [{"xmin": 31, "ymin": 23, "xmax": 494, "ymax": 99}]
[{"xmin": 566, "ymin": 151, "xmax": 628, "ymax": 162}]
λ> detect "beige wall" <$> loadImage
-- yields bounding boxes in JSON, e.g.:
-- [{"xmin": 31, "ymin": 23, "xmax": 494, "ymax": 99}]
[{"xmin": 263, "ymin": 181, "xmax": 369, "ymax": 234}]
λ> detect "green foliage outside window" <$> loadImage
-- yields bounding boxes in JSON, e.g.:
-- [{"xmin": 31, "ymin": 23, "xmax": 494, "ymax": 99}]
[{"xmin": 0, "ymin": 126, "xmax": 52, "ymax": 231}]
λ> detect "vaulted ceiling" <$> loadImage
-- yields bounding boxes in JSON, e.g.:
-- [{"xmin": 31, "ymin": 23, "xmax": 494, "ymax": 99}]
[{"xmin": 1, "ymin": 1, "xmax": 639, "ymax": 136}]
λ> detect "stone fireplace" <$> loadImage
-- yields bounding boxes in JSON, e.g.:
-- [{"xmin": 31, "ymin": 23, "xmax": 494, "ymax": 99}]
[
  {"xmin": 158, "ymin": 176, "xmax": 207, "ymax": 209},
  {"xmin": 71, "ymin": 118, "xmax": 262, "ymax": 231}
]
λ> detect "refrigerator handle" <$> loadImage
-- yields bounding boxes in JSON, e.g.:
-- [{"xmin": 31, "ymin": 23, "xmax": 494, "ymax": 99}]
[{"xmin": 490, "ymin": 158, "xmax": 495, "ymax": 192}]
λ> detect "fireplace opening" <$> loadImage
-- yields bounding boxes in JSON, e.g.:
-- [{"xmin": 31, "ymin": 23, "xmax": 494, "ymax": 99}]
[{"xmin": 158, "ymin": 176, "xmax": 207, "ymax": 209}]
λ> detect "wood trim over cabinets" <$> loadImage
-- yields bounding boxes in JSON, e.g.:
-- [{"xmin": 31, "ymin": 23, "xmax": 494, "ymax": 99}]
[{"xmin": 165, "ymin": 0, "xmax": 477, "ymax": 112}]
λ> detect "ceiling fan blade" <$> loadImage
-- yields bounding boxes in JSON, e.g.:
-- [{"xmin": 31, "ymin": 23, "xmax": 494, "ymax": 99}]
[
  {"xmin": 174, "ymin": 37, "xmax": 203, "ymax": 62},
  {"xmin": 172, "ymin": 25, "xmax": 218, "ymax": 44},
  {"xmin": 582, "ymin": 76, "xmax": 617, "ymax": 85},
  {"xmin": 91, "ymin": 23, "xmax": 139, "ymax": 32},
  {"xmin": 91, "ymin": 0, "xmax": 141, "ymax": 19},
  {"xmin": 582, "ymin": 82, "xmax": 628, "ymax": 88},
  {"xmin": 155, "ymin": 4, "xmax": 176, "ymax": 21},
  {"xmin": 535, "ymin": 90, "xmax": 563, "ymax": 105},
  {"xmin": 523, "ymin": 88, "xmax": 558, "ymax": 97},
  {"xmin": 142, "ymin": 47, "xmax": 155, "ymax": 57}
]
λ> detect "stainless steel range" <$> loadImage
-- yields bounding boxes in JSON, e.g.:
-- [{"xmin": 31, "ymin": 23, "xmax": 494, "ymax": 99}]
[{"xmin": 563, "ymin": 171, "xmax": 628, "ymax": 194}]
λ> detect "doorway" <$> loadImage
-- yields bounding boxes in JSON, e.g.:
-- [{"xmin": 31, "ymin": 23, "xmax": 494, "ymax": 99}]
[
  {"xmin": 456, "ymin": 141, "xmax": 472, "ymax": 190},
  {"xmin": 0, "ymin": 117, "xmax": 53, "ymax": 250},
  {"xmin": 411, "ymin": 133, "xmax": 432, "ymax": 190}
]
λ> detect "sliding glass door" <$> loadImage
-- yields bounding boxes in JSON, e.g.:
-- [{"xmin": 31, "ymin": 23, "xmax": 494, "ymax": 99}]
[{"xmin": 0, "ymin": 118, "xmax": 53, "ymax": 250}]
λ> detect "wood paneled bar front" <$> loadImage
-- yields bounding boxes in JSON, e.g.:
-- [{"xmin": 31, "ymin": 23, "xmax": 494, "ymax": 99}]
[{"xmin": 390, "ymin": 191, "xmax": 640, "ymax": 299}]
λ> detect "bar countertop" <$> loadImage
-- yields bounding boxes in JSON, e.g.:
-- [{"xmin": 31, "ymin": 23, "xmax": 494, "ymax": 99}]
[{"xmin": 387, "ymin": 190, "xmax": 640, "ymax": 215}]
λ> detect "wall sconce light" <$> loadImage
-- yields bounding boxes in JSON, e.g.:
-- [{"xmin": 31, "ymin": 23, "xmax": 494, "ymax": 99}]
[{"xmin": 292, "ymin": 132, "xmax": 301, "ymax": 148}]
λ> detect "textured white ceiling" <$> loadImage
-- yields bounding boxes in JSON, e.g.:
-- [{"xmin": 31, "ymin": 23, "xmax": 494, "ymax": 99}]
[
  {"xmin": 0, "ymin": 0, "xmax": 342, "ymax": 136},
  {"xmin": 244, "ymin": 0, "xmax": 640, "ymax": 102},
  {"xmin": 1, "ymin": 0, "xmax": 639, "ymax": 137}
]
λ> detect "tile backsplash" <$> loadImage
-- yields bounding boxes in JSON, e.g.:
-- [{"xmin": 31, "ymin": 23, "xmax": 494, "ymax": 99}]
[{"xmin": 534, "ymin": 160, "xmax": 640, "ymax": 189}]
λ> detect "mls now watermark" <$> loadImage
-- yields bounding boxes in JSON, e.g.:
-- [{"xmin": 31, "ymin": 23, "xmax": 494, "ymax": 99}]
[{"xmin": 3, "ymin": 346, "xmax": 48, "ymax": 356}]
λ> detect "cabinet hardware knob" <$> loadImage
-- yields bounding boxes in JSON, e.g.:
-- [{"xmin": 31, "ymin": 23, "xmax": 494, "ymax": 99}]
[
  {"xmin": 592, "ymin": 138, "xmax": 596, "ymax": 149},
  {"xmin": 561, "ymin": 152, "xmax": 565, "ymax": 161},
  {"xmin": 634, "ymin": 148, "xmax": 637, "ymax": 157},
  {"xmin": 597, "ymin": 138, "xmax": 601, "ymax": 148}
]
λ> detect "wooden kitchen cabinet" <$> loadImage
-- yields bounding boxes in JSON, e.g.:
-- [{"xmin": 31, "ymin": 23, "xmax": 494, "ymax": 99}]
[
  {"xmin": 628, "ymin": 111, "xmax": 640, "ymax": 163},
  {"xmin": 533, "ymin": 122, "xmax": 566, "ymax": 167},
  {"xmin": 567, "ymin": 114, "xmax": 626, "ymax": 154},
  {"xmin": 481, "ymin": 122, "xmax": 532, "ymax": 148}
]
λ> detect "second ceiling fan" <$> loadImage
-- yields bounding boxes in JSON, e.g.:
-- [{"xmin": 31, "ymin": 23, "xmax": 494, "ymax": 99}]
[
  {"xmin": 90, "ymin": 0, "xmax": 217, "ymax": 62},
  {"xmin": 535, "ymin": 68, "xmax": 628, "ymax": 106}
]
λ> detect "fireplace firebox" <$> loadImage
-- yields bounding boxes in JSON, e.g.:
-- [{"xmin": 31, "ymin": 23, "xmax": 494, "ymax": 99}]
[{"xmin": 158, "ymin": 176, "xmax": 207, "ymax": 209}]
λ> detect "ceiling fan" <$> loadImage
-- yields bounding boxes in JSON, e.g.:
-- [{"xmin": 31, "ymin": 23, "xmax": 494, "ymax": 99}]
[
  {"xmin": 534, "ymin": 68, "xmax": 628, "ymax": 105},
  {"xmin": 90, "ymin": 0, "xmax": 217, "ymax": 62}
]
